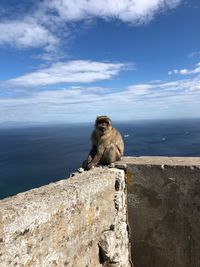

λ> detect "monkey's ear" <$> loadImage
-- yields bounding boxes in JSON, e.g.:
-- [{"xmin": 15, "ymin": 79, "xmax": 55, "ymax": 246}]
[
  {"xmin": 96, "ymin": 116, "xmax": 101, "ymax": 122},
  {"xmin": 95, "ymin": 116, "xmax": 99, "ymax": 124}
]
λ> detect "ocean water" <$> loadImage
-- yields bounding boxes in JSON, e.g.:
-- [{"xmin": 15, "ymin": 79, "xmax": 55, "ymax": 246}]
[{"xmin": 0, "ymin": 119, "xmax": 200, "ymax": 199}]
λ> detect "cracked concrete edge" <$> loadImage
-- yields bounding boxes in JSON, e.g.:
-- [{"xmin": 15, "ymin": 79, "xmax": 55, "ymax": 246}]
[
  {"xmin": 98, "ymin": 168, "xmax": 132, "ymax": 267},
  {"xmin": 115, "ymin": 156, "xmax": 200, "ymax": 267}
]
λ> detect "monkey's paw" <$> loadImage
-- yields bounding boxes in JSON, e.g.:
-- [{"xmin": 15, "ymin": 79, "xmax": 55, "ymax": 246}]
[
  {"xmin": 82, "ymin": 160, "xmax": 88, "ymax": 169},
  {"xmin": 86, "ymin": 163, "xmax": 95, "ymax": 170},
  {"xmin": 77, "ymin": 167, "xmax": 84, "ymax": 173}
]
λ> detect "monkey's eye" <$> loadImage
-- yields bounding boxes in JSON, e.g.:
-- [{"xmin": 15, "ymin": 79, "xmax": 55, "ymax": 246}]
[{"xmin": 98, "ymin": 119, "xmax": 109, "ymax": 125}]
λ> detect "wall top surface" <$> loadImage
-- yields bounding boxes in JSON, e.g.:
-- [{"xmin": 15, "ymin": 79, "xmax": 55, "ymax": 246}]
[{"xmin": 116, "ymin": 156, "xmax": 200, "ymax": 166}]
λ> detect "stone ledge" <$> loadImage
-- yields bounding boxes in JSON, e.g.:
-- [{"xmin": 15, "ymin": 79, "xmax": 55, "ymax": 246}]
[
  {"xmin": 116, "ymin": 156, "xmax": 200, "ymax": 167},
  {"xmin": 0, "ymin": 167, "xmax": 131, "ymax": 267}
]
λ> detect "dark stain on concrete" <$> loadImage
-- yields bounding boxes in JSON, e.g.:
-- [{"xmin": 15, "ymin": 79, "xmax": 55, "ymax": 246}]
[
  {"xmin": 132, "ymin": 184, "xmax": 162, "ymax": 208},
  {"xmin": 127, "ymin": 164, "xmax": 200, "ymax": 267}
]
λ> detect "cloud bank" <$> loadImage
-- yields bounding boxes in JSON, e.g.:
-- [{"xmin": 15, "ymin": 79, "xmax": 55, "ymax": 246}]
[
  {"xmin": 1, "ymin": 75, "xmax": 200, "ymax": 123},
  {"xmin": 0, "ymin": 0, "xmax": 183, "ymax": 51},
  {"xmin": 45, "ymin": 0, "xmax": 182, "ymax": 23}
]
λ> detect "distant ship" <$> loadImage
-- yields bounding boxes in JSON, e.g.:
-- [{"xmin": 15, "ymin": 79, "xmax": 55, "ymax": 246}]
[{"xmin": 124, "ymin": 134, "xmax": 130, "ymax": 138}]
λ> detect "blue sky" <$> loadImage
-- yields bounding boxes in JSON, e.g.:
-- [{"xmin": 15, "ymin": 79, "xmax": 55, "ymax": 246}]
[{"xmin": 0, "ymin": 0, "xmax": 200, "ymax": 124}]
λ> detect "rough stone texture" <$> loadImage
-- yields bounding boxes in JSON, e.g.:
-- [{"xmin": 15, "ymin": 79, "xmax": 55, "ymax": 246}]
[
  {"xmin": 0, "ymin": 168, "xmax": 131, "ymax": 267},
  {"xmin": 116, "ymin": 156, "xmax": 200, "ymax": 267}
]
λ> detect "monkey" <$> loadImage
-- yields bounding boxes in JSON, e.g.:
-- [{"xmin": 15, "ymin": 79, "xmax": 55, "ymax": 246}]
[{"xmin": 82, "ymin": 115, "xmax": 124, "ymax": 170}]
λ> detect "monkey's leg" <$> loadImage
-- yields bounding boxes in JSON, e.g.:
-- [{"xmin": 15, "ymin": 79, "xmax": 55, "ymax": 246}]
[{"xmin": 100, "ymin": 144, "xmax": 121, "ymax": 165}]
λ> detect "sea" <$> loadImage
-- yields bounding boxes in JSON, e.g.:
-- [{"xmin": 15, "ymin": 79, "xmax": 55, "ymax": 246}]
[{"xmin": 0, "ymin": 118, "xmax": 200, "ymax": 199}]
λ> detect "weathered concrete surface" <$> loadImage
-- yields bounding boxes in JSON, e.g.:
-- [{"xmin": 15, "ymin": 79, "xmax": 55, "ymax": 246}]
[
  {"xmin": 117, "ymin": 156, "xmax": 200, "ymax": 166},
  {"xmin": 116, "ymin": 157, "xmax": 200, "ymax": 267},
  {"xmin": 0, "ymin": 168, "xmax": 131, "ymax": 267}
]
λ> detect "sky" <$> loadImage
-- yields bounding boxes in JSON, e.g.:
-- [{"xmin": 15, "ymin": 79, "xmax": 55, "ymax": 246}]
[{"xmin": 0, "ymin": 0, "xmax": 200, "ymax": 125}]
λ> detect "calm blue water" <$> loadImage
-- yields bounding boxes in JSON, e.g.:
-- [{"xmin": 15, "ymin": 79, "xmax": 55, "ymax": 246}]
[{"xmin": 0, "ymin": 119, "xmax": 200, "ymax": 199}]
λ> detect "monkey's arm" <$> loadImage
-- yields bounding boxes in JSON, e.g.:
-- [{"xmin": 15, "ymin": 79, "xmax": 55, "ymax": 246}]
[
  {"xmin": 86, "ymin": 145, "xmax": 104, "ymax": 169},
  {"xmin": 82, "ymin": 131, "xmax": 98, "ymax": 169},
  {"xmin": 87, "ymin": 145, "xmax": 97, "ymax": 163},
  {"xmin": 87, "ymin": 131, "xmax": 98, "ymax": 162},
  {"xmin": 83, "ymin": 145, "xmax": 101, "ymax": 170},
  {"xmin": 82, "ymin": 145, "xmax": 97, "ymax": 170}
]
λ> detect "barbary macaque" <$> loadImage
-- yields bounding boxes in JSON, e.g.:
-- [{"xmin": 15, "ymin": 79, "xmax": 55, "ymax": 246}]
[{"xmin": 82, "ymin": 115, "xmax": 124, "ymax": 170}]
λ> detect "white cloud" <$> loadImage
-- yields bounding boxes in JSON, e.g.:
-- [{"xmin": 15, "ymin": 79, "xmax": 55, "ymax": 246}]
[
  {"xmin": 179, "ymin": 69, "xmax": 189, "ymax": 75},
  {"xmin": 45, "ymin": 0, "xmax": 182, "ymax": 24},
  {"xmin": 0, "ymin": 0, "xmax": 183, "ymax": 51},
  {"xmin": 188, "ymin": 51, "xmax": 200, "ymax": 58},
  {"xmin": 0, "ymin": 20, "xmax": 59, "ymax": 50},
  {"xmin": 168, "ymin": 62, "xmax": 200, "ymax": 76},
  {"xmin": 5, "ymin": 60, "xmax": 129, "ymax": 86},
  {"xmin": 127, "ymin": 84, "xmax": 154, "ymax": 95},
  {"xmin": 1, "ymin": 75, "xmax": 200, "ymax": 123}
]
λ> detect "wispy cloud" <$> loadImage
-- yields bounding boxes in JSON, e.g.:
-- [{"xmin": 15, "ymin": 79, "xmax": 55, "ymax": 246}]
[
  {"xmin": 188, "ymin": 51, "xmax": 200, "ymax": 58},
  {"xmin": 168, "ymin": 62, "xmax": 200, "ymax": 76},
  {"xmin": 5, "ymin": 60, "xmax": 130, "ymax": 87}
]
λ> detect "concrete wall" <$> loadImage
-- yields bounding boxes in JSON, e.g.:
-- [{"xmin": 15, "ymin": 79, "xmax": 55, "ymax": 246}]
[
  {"xmin": 116, "ymin": 157, "xmax": 200, "ymax": 267},
  {"xmin": 0, "ymin": 168, "xmax": 131, "ymax": 267},
  {"xmin": 1, "ymin": 156, "xmax": 199, "ymax": 267}
]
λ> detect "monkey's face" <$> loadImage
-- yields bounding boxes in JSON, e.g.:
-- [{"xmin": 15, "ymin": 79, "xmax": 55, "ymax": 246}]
[{"xmin": 95, "ymin": 116, "xmax": 112, "ymax": 135}]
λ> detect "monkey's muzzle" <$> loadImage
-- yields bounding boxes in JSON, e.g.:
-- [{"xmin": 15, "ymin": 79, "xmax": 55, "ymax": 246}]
[{"xmin": 98, "ymin": 126, "xmax": 106, "ymax": 133}]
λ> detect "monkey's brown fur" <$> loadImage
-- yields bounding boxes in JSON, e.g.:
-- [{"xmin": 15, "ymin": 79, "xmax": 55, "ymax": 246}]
[{"xmin": 83, "ymin": 115, "xmax": 124, "ymax": 170}]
